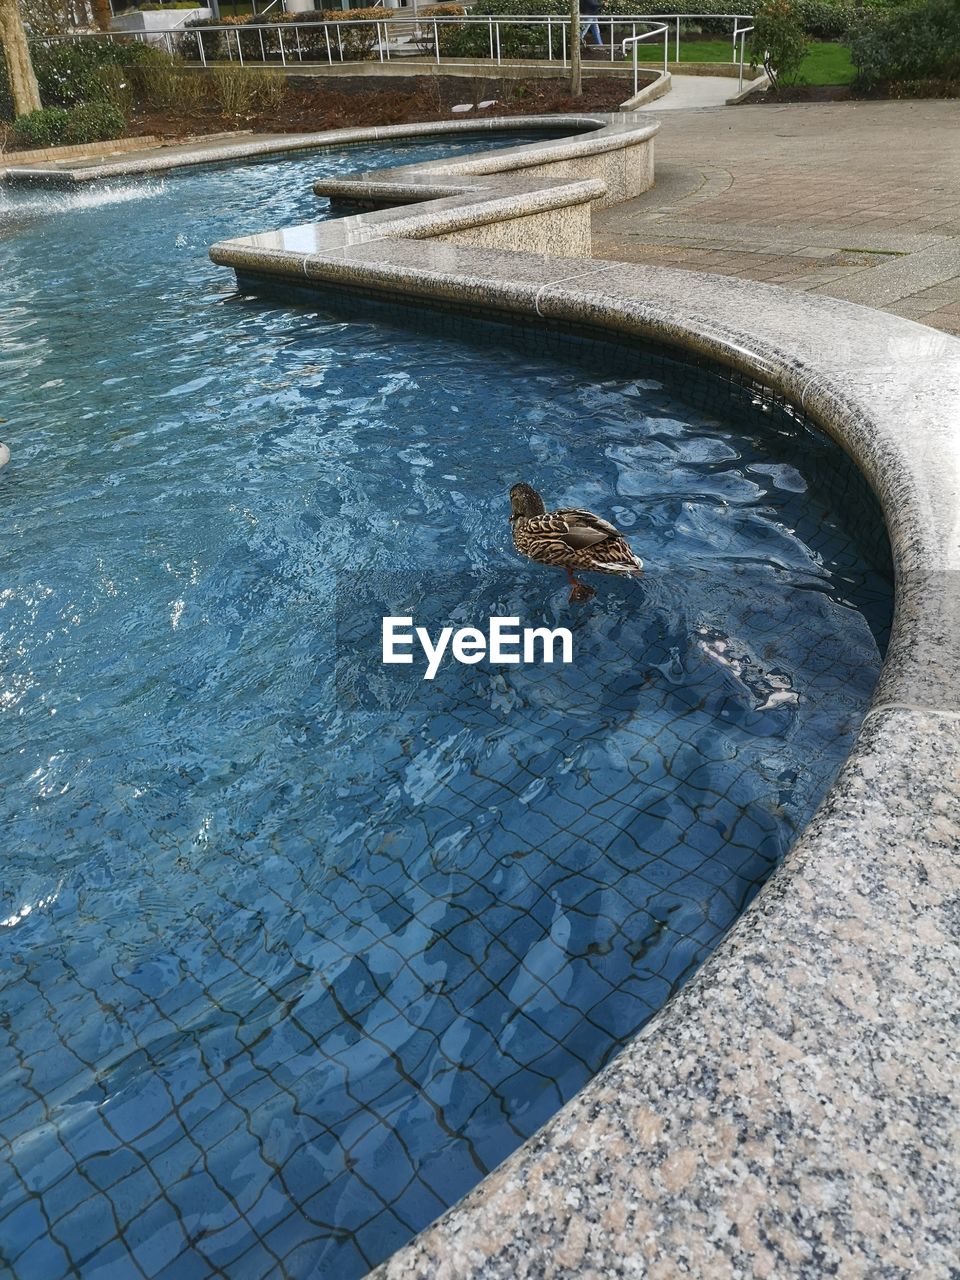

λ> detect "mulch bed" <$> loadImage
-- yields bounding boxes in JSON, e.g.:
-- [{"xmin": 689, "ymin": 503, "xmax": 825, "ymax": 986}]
[
  {"xmin": 742, "ymin": 80, "xmax": 960, "ymax": 104},
  {"xmin": 741, "ymin": 84, "xmax": 856, "ymax": 104},
  {"xmin": 126, "ymin": 74, "xmax": 636, "ymax": 145}
]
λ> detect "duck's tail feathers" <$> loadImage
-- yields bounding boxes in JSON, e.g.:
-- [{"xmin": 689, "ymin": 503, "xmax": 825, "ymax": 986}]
[{"xmin": 591, "ymin": 557, "xmax": 644, "ymax": 576}]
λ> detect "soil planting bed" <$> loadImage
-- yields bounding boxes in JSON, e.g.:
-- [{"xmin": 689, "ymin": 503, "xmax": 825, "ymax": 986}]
[
  {"xmin": 127, "ymin": 74, "xmax": 636, "ymax": 145},
  {"xmin": 743, "ymin": 80, "xmax": 959, "ymax": 103}
]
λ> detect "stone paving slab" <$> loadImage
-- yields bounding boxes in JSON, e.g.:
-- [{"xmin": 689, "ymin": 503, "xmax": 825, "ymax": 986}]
[{"xmin": 593, "ymin": 100, "xmax": 960, "ymax": 335}]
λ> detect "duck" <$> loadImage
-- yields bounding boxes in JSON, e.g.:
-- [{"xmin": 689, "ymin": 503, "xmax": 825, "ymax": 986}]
[
  {"xmin": 509, "ymin": 482, "xmax": 643, "ymax": 603},
  {"xmin": 0, "ymin": 443, "xmax": 9, "ymax": 471}
]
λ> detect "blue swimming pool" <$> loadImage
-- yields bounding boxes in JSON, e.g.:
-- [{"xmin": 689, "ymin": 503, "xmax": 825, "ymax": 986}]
[{"xmin": 0, "ymin": 142, "xmax": 891, "ymax": 1279}]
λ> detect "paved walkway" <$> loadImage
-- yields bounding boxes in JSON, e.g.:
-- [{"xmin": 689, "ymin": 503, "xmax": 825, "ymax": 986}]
[{"xmin": 593, "ymin": 99, "xmax": 960, "ymax": 335}]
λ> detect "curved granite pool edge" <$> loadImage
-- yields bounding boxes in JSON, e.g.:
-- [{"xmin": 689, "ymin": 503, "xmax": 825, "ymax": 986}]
[
  {"xmin": 209, "ymin": 147, "xmax": 960, "ymax": 1272},
  {"xmin": 0, "ymin": 113, "xmax": 655, "ymax": 187}
]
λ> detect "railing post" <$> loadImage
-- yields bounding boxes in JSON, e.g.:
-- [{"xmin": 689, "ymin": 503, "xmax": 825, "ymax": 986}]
[
  {"xmin": 488, "ymin": 14, "xmax": 493, "ymax": 60},
  {"xmin": 561, "ymin": 19, "xmax": 566, "ymax": 67},
  {"xmin": 609, "ymin": 16, "xmax": 614, "ymax": 61},
  {"xmin": 731, "ymin": 18, "xmax": 737, "ymax": 63},
  {"xmin": 495, "ymin": 18, "xmax": 501, "ymax": 64},
  {"xmin": 675, "ymin": 14, "xmax": 680, "ymax": 62},
  {"xmin": 278, "ymin": 26, "xmax": 286, "ymax": 66},
  {"xmin": 324, "ymin": 23, "xmax": 332, "ymax": 64},
  {"xmin": 258, "ymin": 26, "xmax": 266, "ymax": 62},
  {"xmin": 547, "ymin": 15, "xmax": 552, "ymax": 61},
  {"xmin": 198, "ymin": 30, "xmax": 207, "ymax": 67},
  {"xmin": 663, "ymin": 25, "xmax": 667, "ymax": 75},
  {"xmin": 236, "ymin": 28, "xmax": 243, "ymax": 63},
  {"xmin": 377, "ymin": 21, "xmax": 384, "ymax": 61}
]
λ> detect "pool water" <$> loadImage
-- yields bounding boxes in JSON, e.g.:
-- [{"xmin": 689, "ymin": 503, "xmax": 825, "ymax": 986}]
[{"xmin": 1, "ymin": 143, "xmax": 891, "ymax": 1279}]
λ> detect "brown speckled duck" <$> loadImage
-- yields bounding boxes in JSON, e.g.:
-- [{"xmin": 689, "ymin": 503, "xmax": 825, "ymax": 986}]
[{"xmin": 509, "ymin": 482, "xmax": 643, "ymax": 603}]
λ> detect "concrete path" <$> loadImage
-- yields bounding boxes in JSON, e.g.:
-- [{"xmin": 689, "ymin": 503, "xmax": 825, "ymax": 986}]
[
  {"xmin": 594, "ymin": 99, "xmax": 960, "ymax": 335},
  {"xmin": 643, "ymin": 73, "xmax": 737, "ymax": 110}
]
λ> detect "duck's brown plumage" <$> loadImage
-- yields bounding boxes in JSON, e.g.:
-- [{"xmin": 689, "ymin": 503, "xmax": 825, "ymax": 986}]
[{"xmin": 509, "ymin": 483, "xmax": 642, "ymax": 601}]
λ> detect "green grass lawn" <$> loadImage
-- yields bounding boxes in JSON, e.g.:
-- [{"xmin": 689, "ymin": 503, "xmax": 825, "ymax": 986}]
[{"xmin": 670, "ymin": 39, "xmax": 855, "ymax": 85}]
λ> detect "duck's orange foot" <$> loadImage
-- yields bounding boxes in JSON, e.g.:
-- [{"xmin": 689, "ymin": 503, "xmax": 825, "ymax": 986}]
[{"xmin": 568, "ymin": 581, "xmax": 596, "ymax": 604}]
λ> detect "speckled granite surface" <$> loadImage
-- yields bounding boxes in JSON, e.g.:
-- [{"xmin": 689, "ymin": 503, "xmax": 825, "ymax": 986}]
[
  {"xmin": 1, "ymin": 114, "xmax": 656, "ymax": 189},
  {"xmin": 208, "ymin": 123, "xmax": 960, "ymax": 1277}
]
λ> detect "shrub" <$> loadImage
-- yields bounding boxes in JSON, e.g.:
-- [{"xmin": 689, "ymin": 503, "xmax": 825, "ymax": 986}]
[
  {"xmin": 208, "ymin": 65, "xmax": 286, "ymax": 110},
  {"xmin": 251, "ymin": 68, "xmax": 288, "ymax": 111},
  {"xmin": 463, "ymin": 0, "xmax": 853, "ymax": 45},
  {"xmin": 94, "ymin": 63, "xmax": 134, "ymax": 115},
  {"xmin": 10, "ymin": 101, "xmax": 126, "ymax": 149},
  {"xmin": 412, "ymin": 4, "xmax": 466, "ymax": 55},
  {"xmin": 134, "ymin": 60, "xmax": 189, "ymax": 108},
  {"xmin": 749, "ymin": 0, "xmax": 809, "ymax": 86},
  {"xmin": 98, "ymin": 45, "xmax": 201, "ymax": 110},
  {"xmin": 784, "ymin": 0, "xmax": 852, "ymax": 39},
  {"xmin": 210, "ymin": 64, "xmax": 260, "ymax": 113},
  {"xmin": 11, "ymin": 106, "xmax": 70, "ymax": 148},
  {"xmin": 63, "ymin": 100, "xmax": 126, "ymax": 143},
  {"xmin": 116, "ymin": 1, "xmax": 202, "ymax": 9},
  {"xmin": 183, "ymin": 5, "xmax": 393, "ymax": 62},
  {"xmin": 320, "ymin": 8, "xmax": 383, "ymax": 61},
  {"xmin": 848, "ymin": 0, "xmax": 960, "ymax": 89},
  {"xmin": 29, "ymin": 39, "xmax": 118, "ymax": 107},
  {"xmin": 0, "ymin": 38, "xmax": 187, "ymax": 122},
  {"xmin": 4, "ymin": 37, "xmax": 176, "ymax": 116},
  {"xmin": 180, "ymin": 13, "xmax": 273, "ymax": 60}
]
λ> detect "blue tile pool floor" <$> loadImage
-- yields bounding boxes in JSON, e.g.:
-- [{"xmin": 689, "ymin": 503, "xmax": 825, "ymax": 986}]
[{"xmin": 0, "ymin": 142, "xmax": 892, "ymax": 1278}]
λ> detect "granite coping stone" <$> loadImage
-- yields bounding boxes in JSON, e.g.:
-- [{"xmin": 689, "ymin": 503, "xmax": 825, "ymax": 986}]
[
  {"xmin": 214, "ymin": 177, "xmax": 608, "ymax": 258},
  {"xmin": 206, "ymin": 121, "xmax": 960, "ymax": 1276},
  {"xmin": 2, "ymin": 114, "xmax": 655, "ymax": 187}
]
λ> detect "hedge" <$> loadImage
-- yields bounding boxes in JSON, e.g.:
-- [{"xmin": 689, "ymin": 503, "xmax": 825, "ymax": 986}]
[
  {"xmin": 63, "ymin": 100, "xmax": 127, "ymax": 143},
  {"xmin": 180, "ymin": 7, "xmax": 389, "ymax": 60},
  {"xmin": 467, "ymin": 0, "xmax": 855, "ymax": 38},
  {"xmin": 0, "ymin": 40, "xmax": 181, "ymax": 122},
  {"xmin": 11, "ymin": 101, "xmax": 125, "ymax": 148},
  {"xmin": 848, "ymin": 0, "xmax": 960, "ymax": 87},
  {"xmin": 11, "ymin": 106, "xmax": 71, "ymax": 147}
]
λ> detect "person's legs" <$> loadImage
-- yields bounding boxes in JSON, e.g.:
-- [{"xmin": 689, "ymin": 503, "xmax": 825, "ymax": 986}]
[{"xmin": 581, "ymin": 19, "xmax": 603, "ymax": 45}]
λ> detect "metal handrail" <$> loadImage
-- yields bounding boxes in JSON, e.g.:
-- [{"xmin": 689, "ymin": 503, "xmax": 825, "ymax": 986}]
[
  {"xmin": 621, "ymin": 24, "xmax": 669, "ymax": 96},
  {"xmin": 733, "ymin": 18, "xmax": 753, "ymax": 90},
  {"xmin": 50, "ymin": 12, "xmax": 755, "ymax": 74}
]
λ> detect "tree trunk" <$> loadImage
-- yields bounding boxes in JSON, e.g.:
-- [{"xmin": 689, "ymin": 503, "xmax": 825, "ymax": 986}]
[
  {"xmin": 90, "ymin": 0, "xmax": 111, "ymax": 31},
  {"xmin": 569, "ymin": 0, "xmax": 581, "ymax": 96},
  {"xmin": 0, "ymin": 0, "xmax": 42, "ymax": 117}
]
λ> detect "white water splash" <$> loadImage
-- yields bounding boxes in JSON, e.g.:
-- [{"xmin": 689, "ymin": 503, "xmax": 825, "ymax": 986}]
[{"xmin": 0, "ymin": 180, "xmax": 166, "ymax": 226}]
